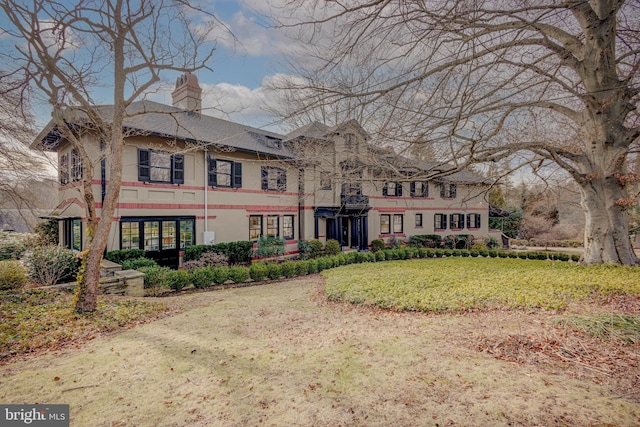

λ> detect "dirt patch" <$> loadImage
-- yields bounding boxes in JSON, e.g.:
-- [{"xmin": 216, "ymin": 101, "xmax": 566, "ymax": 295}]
[{"xmin": 1, "ymin": 276, "xmax": 638, "ymax": 426}]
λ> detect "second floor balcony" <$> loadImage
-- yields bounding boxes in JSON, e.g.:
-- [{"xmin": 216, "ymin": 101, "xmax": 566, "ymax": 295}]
[{"xmin": 341, "ymin": 194, "xmax": 370, "ymax": 209}]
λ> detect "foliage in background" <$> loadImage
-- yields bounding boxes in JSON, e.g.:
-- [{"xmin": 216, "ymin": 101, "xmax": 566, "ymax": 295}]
[
  {"xmin": 23, "ymin": 246, "xmax": 78, "ymax": 286},
  {"xmin": 0, "ymin": 231, "xmax": 38, "ymax": 261},
  {"xmin": 166, "ymin": 270, "xmax": 191, "ymax": 291},
  {"xmin": 120, "ymin": 257, "xmax": 157, "ymax": 271},
  {"xmin": 254, "ymin": 236, "xmax": 286, "ymax": 259},
  {"xmin": 137, "ymin": 265, "xmax": 172, "ymax": 296},
  {"xmin": 298, "ymin": 239, "xmax": 324, "ymax": 259},
  {"xmin": 33, "ymin": 220, "xmax": 58, "ymax": 246},
  {"xmin": 182, "ymin": 252, "xmax": 229, "ymax": 272},
  {"xmin": 324, "ymin": 239, "xmax": 341, "ymax": 256},
  {"xmin": 370, "ymin": 239, "xmax": 385, "ymax": 253},
  {"xmin": 183, "ymin": 241, "xmax": 252, "ymax": 265},
  {"xmin": 104, "ymin": 249, "xmax": 146, "ymax": 265},
  {"xmin": 408, "ymin": 234, "xmax": 443, "ymax": 248},
  {"xmin": 0, "ymin": 260, "xmax": 28, "ymax": 290},
  {"xmin": 324, "ymin": 258, "xmax": 640, "ymax": 312}
]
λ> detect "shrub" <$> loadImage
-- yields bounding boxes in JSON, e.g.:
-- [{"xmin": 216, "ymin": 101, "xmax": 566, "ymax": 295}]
[
  {"xmin": 266, "ymin": 263, "xmax": 282, "ymax": 280},
  {"xmin": 121, "ymin": 257, "xmax": 157, "ymax": 270},
  {"xmin": 375, "ymin": 250, "xmax": 386, "ymax": 262},
  {"xmin": 281, "ymin": 261, "xmax": 297, "ymax": 278},
  {"xmin": 344, "ymin": 251, "xmax": 357, "ymax": 264},
  {"xmin": 388, "ymin": 236, "xmax": 402, "ymax": 248},
  {"xmin": 324, "ymin": 257, "xmax": 335, "ymax": 269},
  {"xmin": 409, "ymin": 234, "xmax": 442, "ymax": 248},
  {"xmin": 138, "ymin": 265, "xmax": 171, "ymax": 295},
  {"xmin": 183, "ymin": 252, "xmax": 229, "ymax": 272},
  {"xmin": 249, "ymin": 262, "xmax": 269, "ymax": 281},
  {"xmin": 166, "ymin": 270, "xmax": 191, "ymax": 291},
  {"xmin": 554, "ymin": 252, "xmax": 571, "ymax": 262},
  {"xmin": 0, "ymin": 260, "xmax": 28, "ymax": 290},
  {"xmin": 406, "ymin": 248, "xmax": 418, "ymax": 259},
  {"xmin": 183, "ymin": 241, "xmax": 252, "ymax": 264},
  {"xmin": 425, "ymin": 248, "xmax": 435, "ymax": 258},
  {"xmin": 307, "ymin": 259, "xmax": 318, "ymax": 274},
  {"xmin": 570, "ymin": 254, "xmax": 581, "ymax": 262},
  {"xmin": 471, "ymin": 242, "xmax": 488, "ymax": 251},
  {"xmin": 33, "ymin": 220, "xmax": 59, "ymax": 246},
  {"xmin": 334, "ymin": 254, "xmax": 346, "ymax": 266},
  {"xmin": 212, "ymin": 267, "xmax": 231, "ymax": 285},
  {"xmin": 325, "ymin": 239, "xmax": 341, "ymax": 256},
  {"xmin": 364, "ymin": 252, "xmax": 376, "ymax": 263},
  {"xmin": 487, "ymin": 237, "xmax": 500, "ymax": 249},
  {"xmin": 298, "ymin": 240, "xmax": 324, "ymax": 260},
  {"xmin": 0, "ymin": 235, "xmax": 27, "ymax": 261},
  {"xmin": 316, "ymin": 258, "xmax": 327, "ymax": 272},
  {"xmin": 370, "ymin": 239, "xmax": 386, "ymax": 253},
  {"xmin": 255, "ymin": 236, "xmax": 286, "ymax": 259},
  {"xmin": 295, "ymin": 260, "xmax": 309, "ymax": 276},
  {"xmin": 228, "ymin": 266, "xmax": 250, "ymax": 283},
  {"xmin": 23, "ymin": 246, "xmax": 78, "ymax": 286},
  {"xmin": 487, "ymin": 250, "xmax": 498, "ymax": 258},
  {"xmin": 105, "ymin": 249, "xmax": 146, "ymax": 265},
  {"xmin": 191, "ymin": 267, "xmax": 214, "ymax": 289}
]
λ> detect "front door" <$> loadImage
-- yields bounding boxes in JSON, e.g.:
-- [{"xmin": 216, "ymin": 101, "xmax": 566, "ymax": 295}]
[{"xmin": 341, "ymin": 217, "xmax": 349, "ymax": 248}]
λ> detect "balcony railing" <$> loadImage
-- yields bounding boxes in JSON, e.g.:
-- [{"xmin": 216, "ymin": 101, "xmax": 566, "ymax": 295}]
[{"xmin": 341, "ymin": 194, "xmax": 369, "ymax": 209}]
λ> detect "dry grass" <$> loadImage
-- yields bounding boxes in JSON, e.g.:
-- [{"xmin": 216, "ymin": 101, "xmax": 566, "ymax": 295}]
[{"xmin": 0, "ymin": 277, "xmax": 638, "ymax": 426}]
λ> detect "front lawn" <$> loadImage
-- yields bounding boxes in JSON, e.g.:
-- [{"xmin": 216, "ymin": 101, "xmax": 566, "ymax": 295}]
[
  {"xmin": 323, "ymin": 258, "xmax": 640, "ymax": 312},
  {"xmin": 0, "ymin": 290, "xmax": 169, "ymax": 360}
]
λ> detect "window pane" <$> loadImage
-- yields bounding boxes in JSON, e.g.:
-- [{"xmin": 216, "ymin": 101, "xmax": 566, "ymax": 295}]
[
  {"xmin": 393, "ymin": 214, "xmax": 403, "ymax": 233},
  {"xmin": 267, "ymin": 215, "xmax": 279, "ymax": 237},
  {"xmin": 249, "ymin": 216, "xmax": 262, "ymax": 240},
  {"xmin": 217, "ymin": 160, "xmax": 232, "ymax": 186},
  {"xmin": 283, "ymin": 215, "xmax": 294, "ymax": 240},
  {"xmin": 162, "ymin": 221, "xmax": 176, "ymax": 250},
  {"xmin": 180, "ymin": 220, "xmax": 194, "ymax": 248},
  {"xmin": 415, "ymin": 214, "xmax": 422, "ymax": 227},
  {"xmin": 72, "ymin": 219, "xmax": 82, "ymax": 251},
  {"xmin": 144, "ymin": 221, "xmax": 160, "ymax": 251},
  {"xmin": 150, "ymin": 152, "xmax": 171, "ymax": 182},
  {"xmin": 121, "ymin": 222, "xmax": 139, "ymax": 250},
  {"xmin": 380, "ymin": 215, "xmax": 390, "ymax": 234}
]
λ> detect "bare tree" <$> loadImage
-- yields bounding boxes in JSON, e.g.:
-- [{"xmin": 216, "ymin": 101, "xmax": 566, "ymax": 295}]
[
  {"xmin": 0, "ymin": 0, "xmax": 218, "ymax": 311},
  {"xmin": 0, "ymin": 76, "xmax": 56, "ymax": 230},
  {"xmin": 270, "ymin": 0, "xmax": 640, "ymax": 265}
]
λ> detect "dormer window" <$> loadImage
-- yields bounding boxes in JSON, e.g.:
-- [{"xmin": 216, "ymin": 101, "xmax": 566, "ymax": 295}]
[
  {"xmin": 440, "ymin": 183, "xmax": 457, "ymax": 199},
  {"xmin": 264, "ymin": 135, "xmax": 282, "ymax": 149}
]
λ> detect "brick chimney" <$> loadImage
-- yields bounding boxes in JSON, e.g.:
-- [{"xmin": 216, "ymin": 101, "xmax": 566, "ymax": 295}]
[{"xmin": 171, "ymin": 72, "xmax": 202, "ymax": 112}]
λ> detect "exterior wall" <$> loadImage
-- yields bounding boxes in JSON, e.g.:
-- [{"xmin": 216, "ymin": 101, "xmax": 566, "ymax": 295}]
[{"xmin": 53, "ymin": 118, "xmax": 492, "ymax": 261}]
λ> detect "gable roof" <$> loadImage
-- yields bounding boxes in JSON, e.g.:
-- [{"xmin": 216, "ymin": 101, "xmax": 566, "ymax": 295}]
[{"xmin": 33, "ymin": 100, "xmax": 293, "ymax": 158}]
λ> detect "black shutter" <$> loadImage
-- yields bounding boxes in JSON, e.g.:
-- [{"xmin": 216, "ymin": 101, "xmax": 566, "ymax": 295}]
[
  {"xmin": 449, "ymin": 214, "xmax": 454, "ymax": 229},
  {"xmin": 261, "ymin": 167, "xmax": 268, "ymax": 190},
  {"xmin": 451, "ymin": 184, "xmax": 457, "ymax": 198},
  {"xmin": 410, "ymin": 182, "xmax": 416, "ymax": 197},
  {"xmin": 232, "ymin": 162, "xmax": 242, "ymax": 188},
  {"xmin": 277, "ymin": 168, "xmax": 286, "ymax": 191},
  {"xmin": 382, "ymin": 182, "xmax": 388, "ymax": 196},
  {"xmin": 208, "ymin": 158, "xmax": 217, "ymax": 186},
  {"xmin": 440, "ymin": 183, "xmax": 445, "ymax": 198},
  {"xmin": 466, "ymin": 214, "xmax": 471, "ymax": 229},
  {"xmin": 422, "ymin": 182, "xmax": 428, "ymax": 197},
  {"xmin": 397, "ymin": 182, "xmax": 403, "ymax": 197},
  {"xmin": 138, "ymin": 149, "xmax": 150, "ymax": 182},
  {"xmin": 172, "ymin": 154, "xmax": 184, "ymax": 184}
]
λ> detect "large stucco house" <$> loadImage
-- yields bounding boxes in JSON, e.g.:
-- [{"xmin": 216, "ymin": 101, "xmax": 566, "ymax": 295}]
[{"xmin": 33, "ymin": 73, "xmax": 500, "ymax": 268}]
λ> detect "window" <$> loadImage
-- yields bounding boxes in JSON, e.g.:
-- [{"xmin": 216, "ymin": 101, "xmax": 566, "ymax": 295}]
[
  {"xmin": 434, "ymin": 214, "xmax": 447, "ymax": 230},
  {"xmin": 208, "ymin": 158, "xmax": 242, "ymax": 188},
  {"xmin": 415, "ymin": 213, "xmax": 423, "ymax": 227},
  {"xmin": 410, "ymin": 181, "xmax": 428, "ymax": 197},
  {"xmin": 138, "ymin": 149, "xmax": 184, "ymax": 184},
  {"xmin": 71, "ymin": 148, "xmax": 83, "ymax": 182},
  {"xmin": 261, "ymin": 167, "xmax": 286, "ymax": 191},
  {"xmin": 383, "ymin": 182, "xmax": 403, "ymax": 197},
  {"xmin": 467, "ymin": 213, "xmax": 481, "ymax": 229},
  {"xmin": 345, "ymin": 134, "xmax": 356, "ymax": 152},
  {"xmin": 180, "ymin": 220, "xmax": 194, "ymax": 248},
  {"xmin": 342, "ymin": 182, "xmax": 362, "ymax": 195},
  {"xmin": 393, "ymin": 214, "xmax": 403, "ymax": 233},
  {"xmin": 249, "ymin": 215, "xmax": 263, "ymax": 240},
  {"xmin": 320, "ymin": 172, "xmax": 332, "ymax": 190},
  {"xmin": 267, "ymin": 215, "xmax": 279, "ymax": 237},
  {"xmin": 60, "ymin": 153, "xmax": 69, "ymax": 185},
  {"xmin": 63, "ymin": 219, "xmax": 82, "ymax": 251},
  {"xmin": 283, "ymin": 215, "xmax": 294, "ymax": 240},
  {"xmin": 450, "ymin": 213, "xmax": 465, "ymax": 229},
  {"xmin": 440, "ymin": 183, "xmax": 457, "ymax": 198},
  {"xmin": 121, "ymin": 222, "xmax": 140, "ymax": 250},
  {"xmin": 144, "ymin": 221, "xmax": 160, "ymax": 251},
  {"xmin": 380, "ymin": 214, "xmax": 391, "ymax": 234}
]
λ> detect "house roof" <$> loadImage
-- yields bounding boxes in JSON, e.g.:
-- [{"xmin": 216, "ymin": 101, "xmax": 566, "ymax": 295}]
[{"xmin": 33, "ymin": 100, "xmax": 293, "ymax": 158}]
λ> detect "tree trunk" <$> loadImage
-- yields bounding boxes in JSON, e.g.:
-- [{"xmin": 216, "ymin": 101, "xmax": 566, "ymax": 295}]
[{"xmin": 579, "ymin": 175, "xmax": 638, "ymax": 265}]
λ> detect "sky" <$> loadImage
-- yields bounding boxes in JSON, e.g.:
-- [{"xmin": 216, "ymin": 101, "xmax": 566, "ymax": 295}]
[{"xmin": 0, "ymin": 0, "xmax": 301, "ymax": 134}]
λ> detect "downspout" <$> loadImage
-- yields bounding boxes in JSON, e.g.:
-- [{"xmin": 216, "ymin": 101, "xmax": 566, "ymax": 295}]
[{"xmin": 204, "ymin": 148, "xmax": 208, "ymax": 234}]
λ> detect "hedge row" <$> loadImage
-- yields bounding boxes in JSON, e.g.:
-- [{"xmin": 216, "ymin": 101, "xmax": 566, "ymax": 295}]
[
  {"xmin": 135, "ymin": 247, "xmax": 580, "ymax": 294},
  {"xmin": 183, "ymin": 241, "xmax": 253, "ymax": 265}
]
